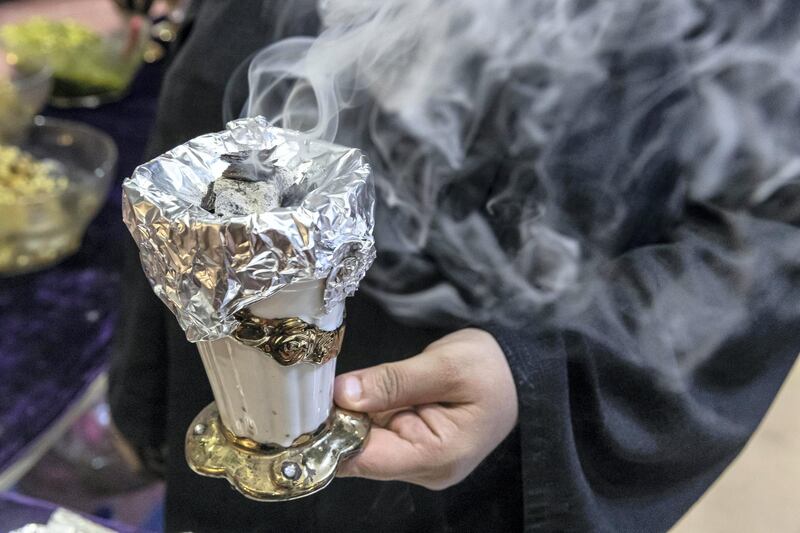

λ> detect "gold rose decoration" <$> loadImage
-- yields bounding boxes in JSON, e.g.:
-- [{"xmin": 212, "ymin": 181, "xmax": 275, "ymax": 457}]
[{"xmin": 232, "ymin": 310, "xmax": 345, "ymax": 365}]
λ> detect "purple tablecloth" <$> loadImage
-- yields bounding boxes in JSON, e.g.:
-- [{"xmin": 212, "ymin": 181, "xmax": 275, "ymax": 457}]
[
  {"xmin": 0, "ymin": 61, "xmax": 164, "ymax": 475},
  {"xmin": 0, "ymin": 491, "xmax": 147, "ymax": 532}
]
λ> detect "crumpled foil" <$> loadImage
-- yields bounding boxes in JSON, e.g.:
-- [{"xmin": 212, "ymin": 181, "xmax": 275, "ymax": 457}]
[{"xmin": 122, "ymin": 117, "xmax": 375, "ymax": 341}]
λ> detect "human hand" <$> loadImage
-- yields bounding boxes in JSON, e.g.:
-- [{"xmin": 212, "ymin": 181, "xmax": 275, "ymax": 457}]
[{"xmin": 334, "ymin": 328, "xmax": 518, "ymax": 490}]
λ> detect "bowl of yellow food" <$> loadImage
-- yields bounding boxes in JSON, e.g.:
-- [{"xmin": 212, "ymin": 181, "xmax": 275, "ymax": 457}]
[
  {"xmin": 0, "ymin": 116, "xmax": 117, "ymax": 275},
  {"xmin": 1, "ymin": 17, "xmax": 149, "ymax": 108}
]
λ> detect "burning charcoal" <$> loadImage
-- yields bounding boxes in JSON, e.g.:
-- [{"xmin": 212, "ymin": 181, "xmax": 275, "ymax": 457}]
[
  {"xmin": 219, "ymin": 152, "xmax": 249, "ymax": 164},
  {"xmin": 202, "ymin": 148, "xmax": 317, "ymax": 215},
  {"xmin": 279, "ymin": 182, "xmax": 311, "ymax": 208},
  {"xmin": 213, "ymin": 179, "xmax": 281, "ymax": 216},
  {"xmin": 220, "ymin": 162, "xmax": 262, "ymax": 182},
  {"xmin": 200, "ymin": 182, "xmax": 217, "ymax": 213},
  {"xmin": 220, "ymin": 149, "xmax": 277, "ymax": 183},
  {"xmin": 219, "ymin": 148, "xmax": 274, "ymax": 165}
]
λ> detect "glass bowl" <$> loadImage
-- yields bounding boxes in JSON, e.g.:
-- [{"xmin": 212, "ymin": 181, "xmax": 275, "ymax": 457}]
[
  {"xmin": 0, "ymin": 116, "xmax": 117, "ymax": 275},
  {"xmin": 0, "ymin": 61, "xmax": 52, "ymax": 144},
  {"xmin": 0, "ymin": 16, "xmax": 150, "ymax": 109}
]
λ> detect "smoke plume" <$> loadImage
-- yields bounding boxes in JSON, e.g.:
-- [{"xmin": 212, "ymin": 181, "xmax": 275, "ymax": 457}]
[{"xmin": 243, "ymin": 0, "xmax": 800, "ymax": 342}]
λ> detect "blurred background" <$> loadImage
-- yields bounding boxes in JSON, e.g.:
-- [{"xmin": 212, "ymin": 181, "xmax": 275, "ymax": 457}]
[
  {"xmin": 0, "ymin": 1, "xmax": 178, "ymax": 530},
  {"xmin": 0, "ymin": 1, "xmax": 796, "ymax": 531}
]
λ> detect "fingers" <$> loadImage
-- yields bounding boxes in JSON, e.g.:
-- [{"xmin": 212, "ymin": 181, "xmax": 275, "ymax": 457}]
[
  {"xmin": 369, "ymin": 408, "xmax": 407, "ymax": 428},
  {"xmin": 332, "ymin": 330, "xmax": 519, "ymax": 491},
  {"xmin": 336, "ymin": 427, "xmax": 424, "ymax": 481},
  {"xmin": 334, "ymin": 350, "xmax": 466, "ymax": 412},
  {"xmin": 337, "ymin": 411, "xmax": 467, "ymax": 490}
]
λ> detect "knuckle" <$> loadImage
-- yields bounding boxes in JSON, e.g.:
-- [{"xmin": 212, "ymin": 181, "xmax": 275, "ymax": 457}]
[
  {"xmin": 439, "ymin": 347, "xmax": 489, "ymax": 398},
  {"xmin": 374, "ymin": 364, "xmax": 404, "ymax": 406},
  {"xmin": 437, "ymin": 352, "xmax": 464, "ymax": 388}
]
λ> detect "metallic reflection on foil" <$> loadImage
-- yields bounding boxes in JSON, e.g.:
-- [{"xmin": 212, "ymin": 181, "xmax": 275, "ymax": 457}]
[{"xmin": 122, "ymin": 117, "xmax": 375, "ymax": 341}]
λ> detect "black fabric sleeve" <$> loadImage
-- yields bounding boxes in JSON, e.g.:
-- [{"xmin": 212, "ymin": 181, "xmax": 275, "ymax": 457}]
[
  {"xmin": 108, "ymin": 238, "xmax": 169, "ymax": 475},
  {"xmin": 488, "ymin": 202, "xmax": 800, "ymax": 532}
]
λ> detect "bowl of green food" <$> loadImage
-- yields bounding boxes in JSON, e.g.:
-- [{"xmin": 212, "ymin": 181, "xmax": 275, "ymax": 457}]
[{"xmin": 1, "ymin": 16, "xmax": 150, "ymax": 108}]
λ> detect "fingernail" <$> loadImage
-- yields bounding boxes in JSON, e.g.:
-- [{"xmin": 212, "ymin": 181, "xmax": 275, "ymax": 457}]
[{"xmin": 343, "ymin": 376, "xmax": 362, "ymax": 402}]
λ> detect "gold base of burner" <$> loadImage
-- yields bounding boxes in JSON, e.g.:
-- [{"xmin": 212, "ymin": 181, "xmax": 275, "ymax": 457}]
[{"xmin": 185, "ymin": 403, "xmax": 370, "ymax": 501}]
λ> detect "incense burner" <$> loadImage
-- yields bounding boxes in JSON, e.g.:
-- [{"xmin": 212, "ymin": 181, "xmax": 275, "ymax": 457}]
[{"xmin": 122, "ymin": 117, "xmax": 375, "ymax": 500}]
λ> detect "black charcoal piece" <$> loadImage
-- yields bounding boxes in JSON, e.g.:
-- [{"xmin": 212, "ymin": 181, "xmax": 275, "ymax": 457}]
[
  {"xmin": 200, "ymin": 183, "xmax": 217, "ymax": 213},
  {"xmin": 199, "ymin": 148, "xmax": 316, "ymax": 215},
  {"xmin": 279, "ymin": 182, "xmax": 309, "ymax": 208},
  {"xmin": 220, "ymin": 149, "xmax": 277, "ymax": 183}
]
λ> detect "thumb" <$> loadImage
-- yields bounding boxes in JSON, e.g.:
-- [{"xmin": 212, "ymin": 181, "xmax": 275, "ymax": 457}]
[{"xmin": 334, "ymin": 351, "xmax": 461, "ymax": 412}]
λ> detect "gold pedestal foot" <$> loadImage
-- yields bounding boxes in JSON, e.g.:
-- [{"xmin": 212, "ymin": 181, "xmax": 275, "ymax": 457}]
[{"xmin": 185, "ymin": 403, "xmax": 370, "ymax": 501}]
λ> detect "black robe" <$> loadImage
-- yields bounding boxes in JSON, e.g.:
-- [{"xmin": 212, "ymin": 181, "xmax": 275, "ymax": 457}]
[{"xmin": 110, "ymin": 1, "xmax": 800, "ymax": 531}]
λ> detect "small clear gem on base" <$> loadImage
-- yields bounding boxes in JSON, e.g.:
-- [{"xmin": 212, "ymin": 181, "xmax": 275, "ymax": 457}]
[
  {"xmin": 193, "ymin": 423, "xmax": 207, "ymax": 435},
  {"xmin": 281, "ymin": 461, "xmax": 301, "ymax": 481}
]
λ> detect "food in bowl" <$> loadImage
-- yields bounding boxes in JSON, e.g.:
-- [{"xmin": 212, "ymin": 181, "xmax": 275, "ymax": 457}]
[
  {"xmin": 0, "ymin": 144, "xmax": 68, "ymax": 202},
  {"xmin": 0, "ymin": 117, "xmax": 117, "ymax": 275},
  {"xmin": 1, "ymin": 17, "xmax": 145, "ymax": 104}
]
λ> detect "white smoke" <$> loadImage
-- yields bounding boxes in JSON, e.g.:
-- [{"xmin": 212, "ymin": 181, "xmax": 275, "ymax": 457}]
[{"xmin": 243, "ymin": 0, "xmax": 800, "ymax": 332}]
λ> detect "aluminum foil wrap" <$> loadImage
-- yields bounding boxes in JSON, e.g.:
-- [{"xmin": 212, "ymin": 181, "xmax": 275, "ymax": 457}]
[{"xmin": 122, "ymin": 117, "xmax": 375, "ymax": 341}]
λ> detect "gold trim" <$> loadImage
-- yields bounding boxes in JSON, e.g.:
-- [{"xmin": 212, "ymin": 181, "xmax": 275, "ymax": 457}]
[
  {"xmin": 186, "ymin": 403, "xmax": 370, "ymax": 501},
  {"xmin": 220, "ymin": 416, "xmax": 333, "ymax": 452},
  {"xmin": 232, "ymin": 311, "xmax": 345, "ymax": 366}
]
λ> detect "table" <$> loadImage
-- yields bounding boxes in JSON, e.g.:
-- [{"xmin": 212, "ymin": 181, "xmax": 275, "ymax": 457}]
[
  {"xmin": 0, "ymin": 59, "xmax": 164, "ymax": 488},
  {"xmin": 0, "ymin": 491, "xmax": 145, "ymax": 532}
]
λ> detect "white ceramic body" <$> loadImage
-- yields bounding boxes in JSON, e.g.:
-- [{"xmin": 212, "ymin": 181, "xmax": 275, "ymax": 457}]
[{"xmin": 198, "ymin": 280, "xmax": 344, "ymax": 447}]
